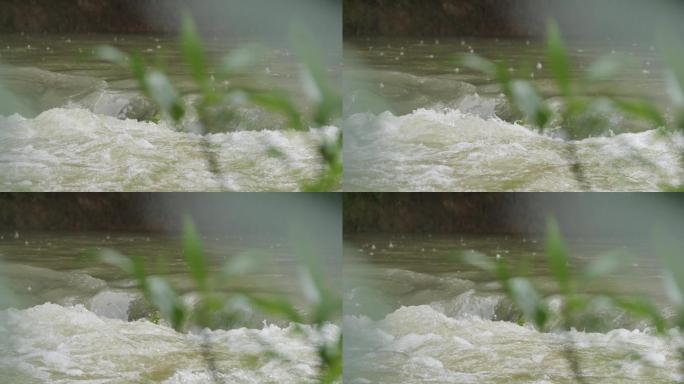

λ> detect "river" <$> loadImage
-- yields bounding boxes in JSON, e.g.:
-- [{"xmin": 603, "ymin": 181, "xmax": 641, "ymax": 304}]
[
  {"xmin": 0, "ymin": 33, "xmax": 339, "ymax": 191},
  {"xmin": 0, "ymin": 231, "xmax": 340, "ymax": 383},
  {"xmin": 344, "ymin": 37, "xmax": 683, "ymax": 191},
  {"xmin": 344, "ymin": 234, "xmax": 679, "ymax": 383}
]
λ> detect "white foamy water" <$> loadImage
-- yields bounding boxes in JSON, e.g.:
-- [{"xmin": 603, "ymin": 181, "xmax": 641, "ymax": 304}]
[
  {"xmin": 0, "ymin": 108, "xmax": 334, "ymax": 191},
  {"xmin": 0, "ymin": 303, "xmax": 339, "ymax": 384},
  {"xmin": 344, "ymin": 108, "xmax": 684, "ymax": 191},
  {"xmin": 345, "ymin": 305, "xmax": 680, "ymax": 384}
]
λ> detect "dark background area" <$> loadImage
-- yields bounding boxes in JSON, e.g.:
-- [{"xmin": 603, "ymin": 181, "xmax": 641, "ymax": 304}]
[
  {"xmin": 0, "ymin": 0, "xmax": 341, "ymax": 41},
  {"xmin": 0, "ymin": 0, "xmax": 178, "ymax": 34},
  {"xmin": 0, "ymin": 193, "xmax": 173, "ymax": 231},
  {"xmin": 344, "ymin": 0, "xmax": 684, "ymax": 39},
  {"xmin": 344, "ymin": 193, "xmax": 684, "ymax": 238},
  {"xmin": 0, "ymin": 193, "xmax": 341, "ymax": 245}
]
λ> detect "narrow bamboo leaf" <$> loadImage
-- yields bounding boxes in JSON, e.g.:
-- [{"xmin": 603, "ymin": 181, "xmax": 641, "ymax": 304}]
[
  {"xmin": 144, "ymin": 70, "xmax": 185, "ymax": 122},
  {"xmin": 222, "ymin": 250, "xmax": 271, "ymax": 277},
  {"xmin": 183, "ymin": 218, "xmax": 209, "ymax": 292},
  {"xmin": 462, "ymin": 54, "xmax": 497, "ymax": 77},
  {"xmin": 582, "ymin": 249, "xmax": 630, "ymax": 283},
  {"xmin": 99, "ymin": 249, "xmax": 134, "ymax": 274},
  {"xmin": 546, "ymin": 20, "xmax": 572, "ymax": 96},
  {"xmin": 180, "ymin": 12, "xmax": 209, "ymax": 90},
  {"xmin": 510, "ymin": 80, "xmax": 551, "ymax": 127},
  {"xmin": 654, "ymin": 228, "xmax": 684, "ymax": 306},
  {"xmin": 460, "ymin": 250, "xmax": 496, "ymax": 273},
  {"xmin": 222, "ymin": 44, "xmax": 269, "ymax": 74},
  {"xmin": 546, "ymin": 218, "xmax": 571, "ymax": 294},
  {"xmin": 612, "ymin": 99, "xmax": 666, "ymax": 128},
  {"xmin": 146, "ymin": 276, "xmax": 186, "ymax": 330},
  {"xmin": 509, "ymin": 277, "xmax": 548, "ymax": 328},
  {"xmin": 584, "ymin": 54, "xmax": 626, "ymax": 83},
  {"xmin": 247, "ymin": 295, "xmax": 303, "ymax": 323},
  {"xmin": 611, "ymin": 296, "xmax": 666, "ymax": 333},
  {"xmin": 290, "ymin": 25, "xmax": 341, "ymax": 126},
  {"xmin": 247, "ymin": 90, "xmax": 305, "ymax": 130},
  {"xmin": 95, "ymin": 46, "xmax": 128, "ymax": 66}
]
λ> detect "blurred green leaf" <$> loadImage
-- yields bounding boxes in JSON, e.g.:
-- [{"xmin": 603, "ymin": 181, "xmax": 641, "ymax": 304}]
[
  {"xmin": 611, "ymin": 296, "xmax": 666, "ymax": 333},
  {"xmin": 581, "ymin": 249, "xmax": 630, "ymax": 284},
  {"xmin": 147, "ymin": 276, "xmax": 186, "ymax": 330},
  {"xmin": 290, "ymin": 25, "xmax": 341, "ymax": 126},
  {"xmin": 657, "ymin": 28, "xmax": 684, "ymax": 108},
  {"xmin": 222, "ymin": 44, "xmax": 269, "ymax": 74},
  {"xmin": 95, "ymin": 46, "xmax": 128, "ymax": 66},
  {"xmin": 222, "ymin": 250, "xmax": 271, "ymax": 277},
  {"xmin": 460, "ymin": 250, "xmax": 496, "ymax": 273},
  {"xmin": 546, "ymin": 218, "xmax": 571, "ymax": 294},
  {"xmin": 246, "ymin": 295, "xmax": 302, "ymax": 323},
  {"xmin": 462, "ymin": 54, "xmax": 497, "ymax": 77},
  {"xmin": 508, "ymin": 277, "xmax": 548, "ymax": 328},
  {"xmin": 99, "ymin": 249, "xmax": 135, "ymax": 275},
  {"xmin": 247, "ymin": 90, "xmax": 305, "ymax": 130},
  {"xmin": 584, "ymin": 54, "xmax": 626, "ymax": 83},
  {"xmin": 546, "ymin": 20, "xmax": 572, "ymax": 96},
  {"xmin": 144, "ymin": 70, "xmax": 185, "ymax": 122},
  {"xmin": 510, "ymin": 80, "xmax": 551, "ymax": 128},
  {"xmin": 183, "ymin": 218, "xmax": 209, "ymax": 293},
  {"xmin": 654, "ymin": 228, "xmax": 684, "ymax": 307},
  {"xmin": 180, "ymin": 12, "xmax": 210, "ymax": 91},
  {"xmin": 611, "ymin": 99, "xmax": 666, "ymax": 128}
]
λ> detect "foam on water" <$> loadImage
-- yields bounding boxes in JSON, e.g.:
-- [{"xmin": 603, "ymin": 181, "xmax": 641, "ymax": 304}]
[
  {"xmin": 0, "ymin": 303, "xmax": 338, "ymax": 384},
  {"xmin": 345, "ymin": 305, "xmax": 681, "ymax": 384},
  {"xmin": 0, "ymin": 108, "xmax": 334, "ymax": 191},
  {"xmin": 344, "ymin": 108, "xmax": 684, "ymax": 191}
]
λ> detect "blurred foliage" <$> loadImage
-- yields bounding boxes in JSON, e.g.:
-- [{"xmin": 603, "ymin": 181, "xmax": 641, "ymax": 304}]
[
  {"xmin": 100, "ymin": 218, "xmax": 341, "ymax": 384},
  {"xmin": 459, "ymin": 217, "xmax": 680, "ymax": 383},
  {"xmin": 463, "ymin": 21, "xmax": 670, "ymax": 137},
  {"xmin": 96, "ymin": 12, "xmax": 341, "ymax": 191},
  {"xmin": 463, "ymin": 20, "xmax": 684, "ymax": 190}
]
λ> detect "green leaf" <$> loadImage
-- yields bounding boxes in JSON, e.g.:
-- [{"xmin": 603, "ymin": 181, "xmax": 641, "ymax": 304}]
[
  {"xmin": 584, "ymin": 54, "xmax": 627, "ymax": 83},
  {"xmin": 462, "ymin": 54, "xmax": 497, "ymax": 77},
  {"xmin": 654, "ymin": 228, "xmax": 684, "ymax": 306},
  {"xmin": 290, "ymin": 25, "xmax": 341, "ymax": 126},
  {"xmin": 581, "ymin": 249, "xmax": 630, "ymax": 283},
  {"xmin": 509, "ymin": 80, "xmax": 551, "ymax": 128},
  {"xmin": 546, "ymin": 218, "xmax": 571, "ymax": 294},
  {"xmin": 247, "ymin": 90, "xmax": 305, "ymax": 130},
  {"xmin": 612, "ymin": 99, "xmax": 666, "ymax": 128},
  {"xmin": 146, "ymin": 276, "xmax": 186, "ymax": 330},
  {"xmin": 611, "ymin": 296, "xmax": 666, "ymax": 333},
  {"xmin": 657, "ymin": 28, "xmax": 684, "ymax": 108},
  {"xmin": 99, "ymin": 249, "xmax": 134, "ymax": 274},
  {"xmin": 180, "ymin": 12, "xmax": 209, "ymax": 90},
  {"xmin": 95, "ymin": 46, "xmax": 128, "ymax": 66},
  {"xmin": 222, "ymin": 250, "xmax": 271, "ymax": 276},
  {"xmin": 144, "ymin": 70, "xmax": 185, "ymax": 122},
  {"xmin": 546, "ymin": 20, "xmax": 572, "ymax": 96},
  {"xmin": 460, "ymin": 250, "xmax": 496, "ymax": 273},
  {"xmin": 222, "ymin": 44, "xmax": 269, "ymax": 74},
  {"xmin": 508, "ymin": 277, "xmax": 548, "ymax": 328},
  {"xmin": 246, "ymin": 295, "xmax": 303, "ymax": 323},
  {"xmin": 183, "ymin": 218, "xmax": 209, "ymax": 292}
]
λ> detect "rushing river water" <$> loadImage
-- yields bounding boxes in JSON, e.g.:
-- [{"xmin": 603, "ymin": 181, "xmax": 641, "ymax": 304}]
[
  {"xmin": 344, "ymin": 37, "xmax": 684, "ymax": 191},
  {"xmin": 344, "ymin": 234, "xmax": 679, "ymax": 383},
  {"xmin": 0, "ymin": 34, "xmax": 339, "ymax": 191},
  {"xmin": 0, "ymin": 232, "xmax": 340, "ymax": 383}
]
